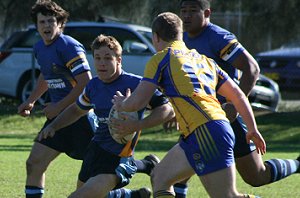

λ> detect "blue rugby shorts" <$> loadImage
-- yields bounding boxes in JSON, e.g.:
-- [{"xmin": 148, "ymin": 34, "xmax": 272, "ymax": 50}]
[{"xmin": 179, "ymin": 120, "xmax": 235, "ymax": 176}]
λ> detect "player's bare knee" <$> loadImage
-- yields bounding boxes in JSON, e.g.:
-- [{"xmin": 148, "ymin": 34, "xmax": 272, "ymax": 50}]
[
  {"xmin": 26, "ymin": 160, "xmax": 36, "ymax": 175},
  {"xmin": 151, "ymin": 166, "xmax": 173, "ymax": 190},
  {"xmin": 26, "ymin": 156, "xmax": 47, "ymax": 175},
  {"xmin": 151, "ymin": 166, "xmax": 162, "ymax": 187}
]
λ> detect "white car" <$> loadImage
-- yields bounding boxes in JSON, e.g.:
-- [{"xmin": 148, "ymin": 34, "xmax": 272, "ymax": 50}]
[
  {"xmin": 0, "ymin": 21, "xmax": 280, "ymax": 112},
  {"xmin": 0, "ymin": 21, "xmax": 155, "ymax": 104}
]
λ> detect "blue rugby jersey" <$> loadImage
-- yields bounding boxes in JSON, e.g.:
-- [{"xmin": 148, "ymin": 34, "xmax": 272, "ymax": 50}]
[
  {"xmin": 34, "ymin": 33, "xmax": 90, "ymax": 103},
  {"xmin": 183, "ymin": 22, "xmax": 245, "ymax": 85},
  {"xmin": 77, "ymin": 71, "xmax": 167, "ymax": 157}
]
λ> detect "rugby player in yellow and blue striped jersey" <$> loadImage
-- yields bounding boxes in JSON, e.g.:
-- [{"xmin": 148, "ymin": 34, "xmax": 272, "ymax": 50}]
[{"xmin": 112, "ymin": 12, "xmax": 266, "ymax": 198}]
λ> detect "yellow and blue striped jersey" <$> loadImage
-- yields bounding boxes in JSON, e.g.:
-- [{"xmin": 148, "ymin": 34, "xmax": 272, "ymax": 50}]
[{"xmin": 143, "ymin": 41, "xmax": 229, "ymax": 137}]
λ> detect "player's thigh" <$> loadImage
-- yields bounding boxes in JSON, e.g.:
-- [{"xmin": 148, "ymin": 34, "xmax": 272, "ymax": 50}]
[
  {"xmin": 152, "ymin": 143, "xmax": 194, "ymax": 189},
  {"xmin": 27, "ymin": 142, "xmax": 60, "ymax": 168},
  {"xmin": 199, "ymin": 165, "xmax": 238, "ymax": 198},
  {"xmin": 69, "ymin": 174, "xmax": 118, "ymax": 198}
]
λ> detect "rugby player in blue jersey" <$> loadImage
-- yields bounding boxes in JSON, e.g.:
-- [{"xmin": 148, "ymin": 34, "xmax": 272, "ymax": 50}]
[
  {"xmin": 38, "ymin": 34, "xmax": 175, "ymax": 198},
  {"xmin": 170, "ymin": 1, "xmax": 300, "ymax": 197},
  {"xmin": 112, "ymin": 12, "xmax": 266, "ymax": 198},
  {"xmin": 17, "ymin": 1, "xmax": 93, "ymax": 197},
  {"xmin": 18, "ymin": 1, "xmax": 164, "ymax": 198}
]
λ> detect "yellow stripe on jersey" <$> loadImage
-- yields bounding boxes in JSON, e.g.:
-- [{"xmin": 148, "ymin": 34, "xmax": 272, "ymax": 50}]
[
  {"xmin": 66, "ymin": 53, "xmax": 87, "ymax": 69},
  {"xmin": 143, "ymin": 41, "xmax": 228, "ymax": 137},
  {"xmin": 220, "ymin": 39, "xmax": 240, "ymax": 61}
]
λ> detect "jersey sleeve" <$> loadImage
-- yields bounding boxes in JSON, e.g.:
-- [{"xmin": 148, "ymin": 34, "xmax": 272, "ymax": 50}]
[
  {"xmin": 76, "ymin": 86, "xmax": 94, "ymax": 111},
  {"xmin": 58, "ymin": 35, "xmax": 91, "ymax": 76},
  {"xmin": 209, "ymin": 29, "xmax": 245, "ymax": 64},
  {"xmin": 147, "ymin": 90, "xmax": 169, "ymax": 110}
]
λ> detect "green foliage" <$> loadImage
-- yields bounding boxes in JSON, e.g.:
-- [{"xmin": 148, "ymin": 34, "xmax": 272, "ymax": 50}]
[{"xmin": 2, "ymin": 0, "xmax": 300, "ymax": 54}]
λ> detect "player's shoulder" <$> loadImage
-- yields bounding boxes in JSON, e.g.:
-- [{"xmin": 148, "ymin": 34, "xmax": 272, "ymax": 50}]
[
  {"xmin": 149, "ymin": 48, "xmax": 169, "ymax": 63},
  {"xmin": 207, "ymin": 23, "xmax": 231, "ymax": 34},
  {"xmin": 121, "ymin": 71, "xmax": 142, "ymax": 81},
  {"xmin": 206, "ymin": 23, "xmax": 236, "ymax": 39},
  {"xmin": 56, "ymin": 33, "xmax": 83, "ymax": 47}
]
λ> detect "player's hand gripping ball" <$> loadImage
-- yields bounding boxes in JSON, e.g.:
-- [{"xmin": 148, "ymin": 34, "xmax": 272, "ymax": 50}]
[{"xmin": 108, "ymin": 107, "xmax": 139, "ymax": 144}]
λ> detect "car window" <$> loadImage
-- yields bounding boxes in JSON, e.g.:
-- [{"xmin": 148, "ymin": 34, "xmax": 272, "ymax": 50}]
[
  {"xmin": 1, "ymin": 29, "xmax": 40, "ymax": 49},
  {"xmin": 1, "ymin": 24, "xmax": 153, "ymax": 55},
  {"xmin": 64, "ymin": 27, "xmax": 101, "ymax": 51},
  {"xmin": 138, "ymin": 30, "xmax": 152, "ymax": 44},
  {"xmin": 103, "ymin": 27, "xmax": 151, "ymax": 54},
  {"xmin": 64, "ymin": 26, "xmax": 151, "ymax": 54},
  {"xmin": 21, "ymin": 30, "xmax": 41, "ymax": 47}
]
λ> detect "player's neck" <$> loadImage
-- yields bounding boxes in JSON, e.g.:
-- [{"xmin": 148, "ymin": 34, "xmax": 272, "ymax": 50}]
[{"xmin": 187, "ymin": 22, "xmax": 209, "ymax": 38}]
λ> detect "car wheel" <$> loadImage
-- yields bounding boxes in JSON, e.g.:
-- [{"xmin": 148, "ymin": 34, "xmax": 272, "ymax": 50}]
[{"xmin": 18, "ymin": 76, "xmax": 48, "ymax": 105}]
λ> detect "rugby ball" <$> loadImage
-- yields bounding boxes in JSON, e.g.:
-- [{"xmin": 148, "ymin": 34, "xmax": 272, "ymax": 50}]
[{"xmin": 108, "ymin": 107, "xmax": 139, "ymax": 144}]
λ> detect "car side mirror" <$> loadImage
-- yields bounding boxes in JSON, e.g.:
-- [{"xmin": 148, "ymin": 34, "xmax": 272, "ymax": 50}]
[{"xmin": 125, "ymin": 41, "xmax": 149, "ymax": 53}]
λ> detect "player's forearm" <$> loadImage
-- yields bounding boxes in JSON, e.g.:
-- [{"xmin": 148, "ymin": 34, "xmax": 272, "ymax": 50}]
[
  {"xmin": 55, "ymin": 72, "xmax": 91, "ymax": 113},
  {"xmin": 230, "ymin": 90, "xmax": 258, "ymax": 132},
  {"xmin": 50, "ymin": 103, "xmax": 86, "ymax": 131},
  {"xmin": 139, "ymin": 103, "xmax": 175, "ymax": 129},
  {"xmin": 26, "ymin": 74, "xmax": 48, "ymax": 104},
  {"xmin": 122, "ymin": 81, "xmax": 155, "ymax": 112}
]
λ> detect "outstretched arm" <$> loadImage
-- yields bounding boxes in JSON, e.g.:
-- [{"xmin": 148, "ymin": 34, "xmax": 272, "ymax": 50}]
[
  {"xmin": 218, "ymin": 77, "xmax": 266, "ymax": 155},
  {"xmin": 113, "ymin": 81, "xmax": 157, "ymax": 112},
  {"xmin": 17, "ymin": 73, "xmax": 48, "ymax": 117},
  {"xmin": 43, "ymin": 71, "xmax": 92, "ymax": 119},
  {"xmin": 110, "ymin": 102, "xmax": 175, "ymax": 136},
  {"xmin": 38, "ymin": 103, "xmax": 88, "ymax": 141}
]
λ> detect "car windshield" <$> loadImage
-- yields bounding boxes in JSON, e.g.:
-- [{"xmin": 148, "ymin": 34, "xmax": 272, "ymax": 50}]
[
  {"xmin": 138, "ymin": 30, "xmax": 152, "ymax": 44},
  {"xmin": 1, "ymin": 23, "xmax": 154, "ymax": 54},
  {"xmin": 0, "ymin": 29, "xmax": 40, "ymax": 50}
]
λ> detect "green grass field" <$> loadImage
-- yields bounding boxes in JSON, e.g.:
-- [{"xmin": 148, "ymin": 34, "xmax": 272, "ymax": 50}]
[{"xmin": 0, "ymin": 101, "xmax": 299, "ymax": 197}]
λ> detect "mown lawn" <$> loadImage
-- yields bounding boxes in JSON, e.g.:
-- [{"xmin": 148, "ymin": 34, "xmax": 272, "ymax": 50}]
[{"xmin": 0, "ymin": 100, "xmax": 299, "ymax": 197}]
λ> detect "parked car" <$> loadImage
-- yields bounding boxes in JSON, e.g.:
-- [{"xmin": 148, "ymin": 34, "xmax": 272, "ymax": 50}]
[
  {"xmin": 248, "ymin": 74, "xmax": 281, "ymax": 112},
  {"xmin": 0, "ymin": 21, "xmax": 280, "ymax": 112},
  {"xmin": 256, "ymin": 42, "xmax": 300, "ymax": 91},
  {"xmin": 0, "ymin": 21, "xmax": 155, "ymax": 104}
]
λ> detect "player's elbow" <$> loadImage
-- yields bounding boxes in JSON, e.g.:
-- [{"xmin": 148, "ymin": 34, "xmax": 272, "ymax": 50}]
[
  {"xmin": 162, "ymin": 103, "xmax": 176, "ymax": 122},
  {"xmin": 250, "ymin": 59, "xmax": 260, "ymax": 80}
]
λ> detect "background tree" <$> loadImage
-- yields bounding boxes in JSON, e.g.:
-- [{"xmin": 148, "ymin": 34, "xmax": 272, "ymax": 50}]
[{"xmin": 1, "ymin": 0, "xmax": 300, "ymax": 54}]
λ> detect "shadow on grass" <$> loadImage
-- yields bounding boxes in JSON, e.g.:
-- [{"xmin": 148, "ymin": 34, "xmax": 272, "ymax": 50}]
[
  {"xmin": 255, "ymin": 111, "xmax": 300, "ymax": 153},
  {"xmin": 1, "ymin": 110, "xmax": 299, "ymax": 153},
  {"xmin": 0, "ymin": 133, "xmax": 34, "ymax": 152},
  {"xmin": 0, "ymin": 144, "xmax": 32, "ymax": 152}
]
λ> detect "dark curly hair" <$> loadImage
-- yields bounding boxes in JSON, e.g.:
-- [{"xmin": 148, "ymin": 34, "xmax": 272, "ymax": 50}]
[{"xmin": 31, "ymin": 0, "xmax": 69, "ymax": 28}]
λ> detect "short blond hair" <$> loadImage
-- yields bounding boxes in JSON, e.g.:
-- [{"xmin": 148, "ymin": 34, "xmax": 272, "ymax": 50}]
[{"xmin": 151, "ymin": 12, "xmax": 183, "ymax": 42}]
